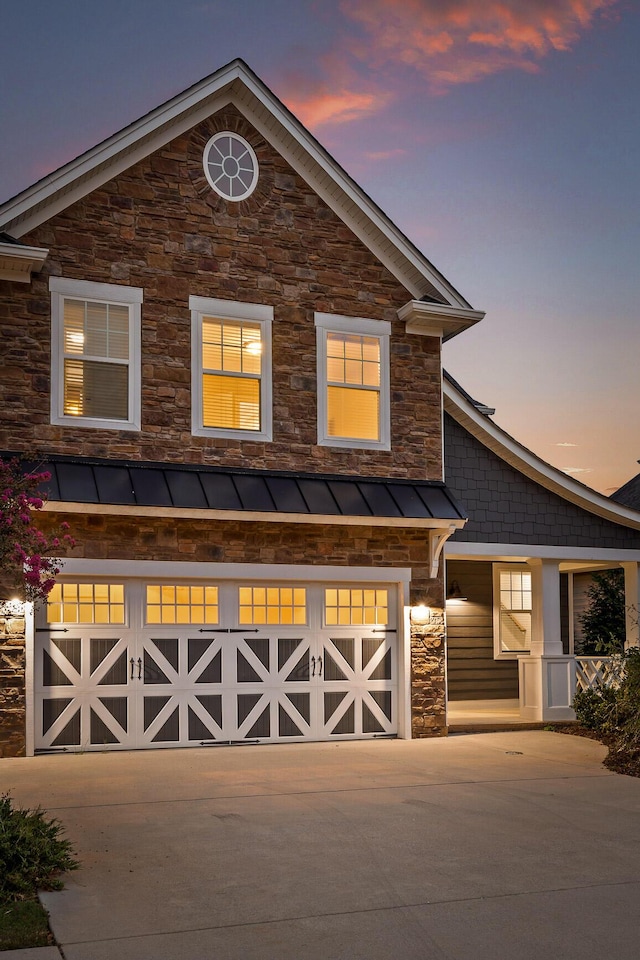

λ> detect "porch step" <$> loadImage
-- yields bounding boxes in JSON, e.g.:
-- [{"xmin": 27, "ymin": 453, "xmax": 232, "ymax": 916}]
[{"xmin": 448, "ymin": 721, "xmax": 550, "ymax": 734}]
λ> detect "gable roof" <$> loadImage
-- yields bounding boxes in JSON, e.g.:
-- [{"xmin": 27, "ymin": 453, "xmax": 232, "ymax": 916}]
[
  {"xmin": 0, "ymin": 59, "xmax": 480, "ymax": 321},
  {"xmin": 611, "ymin": 472, "xmax": 640, "ymax": 511},
  {"xmin": 443, "ymin": 375, "xmax": 640, "ymax": 532}
]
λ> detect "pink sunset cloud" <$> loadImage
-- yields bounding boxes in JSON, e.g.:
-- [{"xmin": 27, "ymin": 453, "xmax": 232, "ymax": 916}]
[
  {"xmin": 341, "ymin": 0, "xmax": 620, "ymax": 92},
  {"xmin": 285, "ymin": 88, "xmax": 384, "ymax": 127},
  {"xmin": 279, "ymin": 0, "xmax": 620, "ymax": 126}
]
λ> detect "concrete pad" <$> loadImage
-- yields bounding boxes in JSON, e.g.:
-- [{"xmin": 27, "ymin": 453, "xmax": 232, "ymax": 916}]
[{"xmin": 4, "ymin": 732, "xmax": 639, "ymax": 960}]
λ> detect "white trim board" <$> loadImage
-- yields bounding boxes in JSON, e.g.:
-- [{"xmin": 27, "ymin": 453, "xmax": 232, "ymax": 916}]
[
  {"xmin": 42, "ymin": 500, "xmax": 466, "ymax": 531},
  {"xmin": 57, "ymin": 559, "xmax": 412, "ymax": 607},
  {"xmin": 445, "ymin": 541, "xmax": 640, "ymax": 563}
]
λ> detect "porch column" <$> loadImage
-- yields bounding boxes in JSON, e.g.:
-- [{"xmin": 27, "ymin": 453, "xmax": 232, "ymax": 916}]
[
  {"xmin": 622, "ymin": 562, "xmax": 640, "ymax": 650},
  {"xmin": 519, "ymin": 559, "xmax": 575, "ymax": 721}
]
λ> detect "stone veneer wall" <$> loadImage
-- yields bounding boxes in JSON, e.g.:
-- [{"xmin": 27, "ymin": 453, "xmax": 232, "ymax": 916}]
[
  {"xmin": 0, "ymin": 105, "xmax": 444, "ymax": 481},
  {"xmin": 411, "ymin": 605, "xmax": 447, "ymax": 737},
  {"xmin": 0, "ymin": 606, "xmax": 26, "ymax": 757}
]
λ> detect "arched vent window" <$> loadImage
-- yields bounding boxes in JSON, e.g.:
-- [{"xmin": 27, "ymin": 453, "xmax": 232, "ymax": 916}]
[{"xmin": 202, "ymin": 132, "xmax": 259, "ymax": 201}]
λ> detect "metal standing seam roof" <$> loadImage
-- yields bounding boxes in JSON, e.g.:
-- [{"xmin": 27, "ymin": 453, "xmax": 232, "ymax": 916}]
[{"xmin": 19, "ymin": 456, "xmax": 467, "ymax": 521}]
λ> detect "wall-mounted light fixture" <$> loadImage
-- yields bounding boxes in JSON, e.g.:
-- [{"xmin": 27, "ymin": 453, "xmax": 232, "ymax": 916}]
[
  {"xmin": 446, "ymin": 580, "xmax": 467, "ymax": 602},
  {"xmin": 0, "ymin": 598, "xmax": 26, "ymax": 617},
  {"xmin": 411, "ymin": 604, "xmax": 431, "ymax": 624}
]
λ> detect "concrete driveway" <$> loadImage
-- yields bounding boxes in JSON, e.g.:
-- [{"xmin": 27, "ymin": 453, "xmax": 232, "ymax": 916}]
[{"xmin": 3, "ymin": 731, "xmax": 640, "ymax": 960}]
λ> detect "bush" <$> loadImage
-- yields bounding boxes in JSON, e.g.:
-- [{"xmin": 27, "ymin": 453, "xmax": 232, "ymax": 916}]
[
  {"xmin": 573, "ymin": 686, "xmax": 618, "ymax": 729},
  {"xmin": 573, "ymin": 649, "xmax": 640, "ymax": 773},
  {"xmin": 0, "ymin": 794, "xmax": 79, "ymax": 902}
]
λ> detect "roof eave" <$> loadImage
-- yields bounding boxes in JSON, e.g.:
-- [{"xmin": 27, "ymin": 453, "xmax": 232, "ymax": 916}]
[
  {"xmin": 0, "ymin": 241, "xmax": 49, "ymax": 283},
  {"xmin": 398, "ymin": 300, "xmax": 485, "ymax": 341}
]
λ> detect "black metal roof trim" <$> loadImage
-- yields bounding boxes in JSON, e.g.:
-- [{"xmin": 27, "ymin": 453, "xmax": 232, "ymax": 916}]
[{"xmin": 5, "ymin": 452, "xmax": 466, "ymax": 522}]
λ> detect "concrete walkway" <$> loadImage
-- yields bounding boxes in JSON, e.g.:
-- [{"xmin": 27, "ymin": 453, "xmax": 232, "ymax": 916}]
[{"xmin": 3, "ymin": 732, "xmax": 640, "ymax": 959}]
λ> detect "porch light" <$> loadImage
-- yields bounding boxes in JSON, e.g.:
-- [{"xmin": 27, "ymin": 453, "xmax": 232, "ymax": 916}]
[
  {"xmin": 411, "ymin": 604, "xmax": 431, "ymax": 624},
  {"xmin": 446, "ymin": 580, "xmax": 467, "ymax": 601},
  {"xmin": 0, "ymin": 598, "xmax": 26, "ymax": 617}
]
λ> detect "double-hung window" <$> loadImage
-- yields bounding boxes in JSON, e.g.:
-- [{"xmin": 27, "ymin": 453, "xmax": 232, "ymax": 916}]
[
  {"xmin": 190, "ymin": 296, "xmax": 273, "ymax": 441},
  {"xmin": 493, "ymin": 564, "xmax": 532, "ymax": 658},
  {"xmin": 50, "ymin": 278, "xmax": 142, "ymax": 430},
  {"xmin": 315, "ymin": 313, "xmax": 390, "ymax": 449}
]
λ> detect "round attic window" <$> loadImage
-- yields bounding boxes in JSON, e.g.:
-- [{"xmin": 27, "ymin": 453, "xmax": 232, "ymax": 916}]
[{"xmin": 202, "ymin": 132, "xmax": 259, "ymax": 201}]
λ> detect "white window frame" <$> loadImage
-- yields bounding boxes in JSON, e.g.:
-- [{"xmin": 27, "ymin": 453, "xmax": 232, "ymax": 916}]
[
  {"xmin": 190, "ymin": 296, "xmax": 273, "ymax": 441},
  {"xmin": 314, "ymin": 312, "xmax": 391, "ymax": 450},
  {"xmin": 493, "ymin": 563, "xmax": 533, "ymax": 660},
  {"xmin": 50, "ymin": 277, "xmax": 142, "ymax": 431}
]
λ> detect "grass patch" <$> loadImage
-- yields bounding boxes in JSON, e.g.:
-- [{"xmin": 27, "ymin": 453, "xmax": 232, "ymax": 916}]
[{"xmin": 0, "ymin": 899, "xmax": 52, "ymax": 951}]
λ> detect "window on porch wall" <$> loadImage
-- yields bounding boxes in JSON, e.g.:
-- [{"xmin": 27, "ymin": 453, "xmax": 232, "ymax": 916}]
[{"xmin": 494, "ymin": 566, "xmax": 532, "ymax": 657}]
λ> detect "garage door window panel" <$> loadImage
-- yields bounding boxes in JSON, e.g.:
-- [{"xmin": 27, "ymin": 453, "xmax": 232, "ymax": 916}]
[
  {"xmin": 145, "ymin": 584, "xmax": 219, "ymax": 624},
  {"xmin": 239, "ymin": 586, "xmax": 307, "ymax": 625},
  {"xmin": 47, "ymin": 583, "xmax": 125, "ymax": 625}
]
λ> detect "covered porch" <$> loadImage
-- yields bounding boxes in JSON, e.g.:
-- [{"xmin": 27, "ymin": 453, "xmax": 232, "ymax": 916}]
[{"xmin": 444, "ymin": 545, "xmax": 640, "ymax": 726}]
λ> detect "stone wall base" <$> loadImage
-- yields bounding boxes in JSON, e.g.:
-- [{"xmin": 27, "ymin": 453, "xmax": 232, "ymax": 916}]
[{"xmin": 0, "ymin": 609, "xmax": 27, "ymax": 757}]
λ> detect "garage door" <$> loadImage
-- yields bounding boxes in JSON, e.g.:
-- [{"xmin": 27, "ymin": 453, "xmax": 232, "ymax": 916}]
[{"xmin": 35, "ymin": 579, "xmax": 397, "ymax": 751}]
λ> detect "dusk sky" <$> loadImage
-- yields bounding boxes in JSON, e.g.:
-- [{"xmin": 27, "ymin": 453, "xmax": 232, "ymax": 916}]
[{"xmin": 2, "ymin": 0, "xmax": 638, "ymax": 495}]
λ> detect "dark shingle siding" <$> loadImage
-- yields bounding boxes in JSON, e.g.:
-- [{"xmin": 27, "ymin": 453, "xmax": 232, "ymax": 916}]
[{"xmin": 444, "ymin": 413, "xmax": 640, "ymax": 549}]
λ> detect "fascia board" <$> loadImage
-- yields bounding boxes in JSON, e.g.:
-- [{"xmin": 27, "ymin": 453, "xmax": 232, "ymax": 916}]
[
  {"xmin": 0, "ymin": 60, "xmax": 247, "ymax": 234},
  {"xmin": 232, "ymin": 76, "xmax": 471, "ymax": 307},
  {"xmin": 2, "ymin": 88, "xmax": 237, "ymax": 237},
  {"xmin": 1, "ymin": 60, "xmax": 471, "ymax": 308},
  {"xmin": 443, "ymin": 378, "xmax": 640, "ymax": 531},
  {"xmin": 42, "ymin": 500, "xmax": 467, "ymax": 530}
]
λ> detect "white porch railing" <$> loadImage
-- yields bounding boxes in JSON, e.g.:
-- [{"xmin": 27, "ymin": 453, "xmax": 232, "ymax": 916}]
[{"xmin": 575, "ymin": 656, "xmax": 625, "ymax": 693}]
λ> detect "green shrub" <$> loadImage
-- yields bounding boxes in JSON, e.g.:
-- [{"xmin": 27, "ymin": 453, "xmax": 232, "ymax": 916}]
[
  {"xmin": 574, "ymin": 649, "xmax": 640, "ymax": 772},
  {"xmin": 573, "ymin": 687, "xmax": 617, "ymax": 729},
  {"xmin": 0, "ymin": 794, "xmax": 79, "ymax": 902}
]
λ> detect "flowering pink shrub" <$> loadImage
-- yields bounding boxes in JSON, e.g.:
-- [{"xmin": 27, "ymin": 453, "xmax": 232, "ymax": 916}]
[{"xmin": 0, "ymin": 458, "xmax": 75, "ymax": 604}]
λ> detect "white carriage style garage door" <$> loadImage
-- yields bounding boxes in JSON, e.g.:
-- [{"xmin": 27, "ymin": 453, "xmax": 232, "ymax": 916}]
[{"xmin": 34, "ymin": 578, "xmax": 398, "ymax": 751}]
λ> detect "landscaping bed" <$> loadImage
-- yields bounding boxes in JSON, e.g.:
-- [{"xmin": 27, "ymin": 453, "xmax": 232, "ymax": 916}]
[{"xmin": 0, "ymin": 793, "xmax": 78, "ymax": 952}]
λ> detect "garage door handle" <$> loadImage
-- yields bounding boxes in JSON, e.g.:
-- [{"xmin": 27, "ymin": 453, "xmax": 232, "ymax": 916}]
[
  {"xmin": 137, "ymin": 657, "xmax": 142, "ymax": 680},
  {"xmin": 130, "ymin": 657, "xmax": 135, "ymax": 680},
  {"xmin": 317, "ymin": 657, "xmax": 323, "ymax": 677},
  {"xmin": 311, "ymin": 655, "xmax": 316, "ymax": 677}
]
